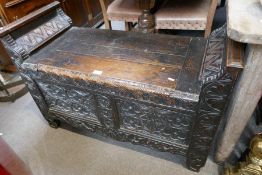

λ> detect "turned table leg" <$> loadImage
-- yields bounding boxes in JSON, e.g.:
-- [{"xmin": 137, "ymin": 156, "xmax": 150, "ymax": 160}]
[{"xmin": 137, "ymin": 0, "xmax": 156, "ymax": 33}]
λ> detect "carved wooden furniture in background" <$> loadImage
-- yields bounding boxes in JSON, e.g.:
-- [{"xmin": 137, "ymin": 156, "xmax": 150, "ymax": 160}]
[
  {"xmin": 0, "ymin": 2, "xmax": 240, "ymax": 172},
  {"xmin": 155, "ymin": 0, "xmax": 218, "ymax": 37},
  {"xmin": 136, "ymin": 0, "xmax": 157, "ymax": 33},
  {"xmin": 0, "ymin": 0, "xmax": 53, "ymax": 23},
  {"xmin": 100, "ymin": 0, "xmax": 218, "ymax": 35},
  {"xmin": 0, "ymin": 43, "xmax": 12, "ymax": 71},
  {"xmin": 0, "ymin": 0, "xmax": 104, "ymax": 27},
  {"xmin": 59, "ymin": 0, "xmax": 103, "ymax": 27}
]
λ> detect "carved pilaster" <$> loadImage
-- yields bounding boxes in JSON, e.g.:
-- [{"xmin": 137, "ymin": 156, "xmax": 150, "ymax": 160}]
[
  {"xmin": 186, "ymin": 24, "xmax": 236, "ymax": 171},
  {"xmin": 186, "ymin": 73, "xmax": 233, "ymax": 171}
]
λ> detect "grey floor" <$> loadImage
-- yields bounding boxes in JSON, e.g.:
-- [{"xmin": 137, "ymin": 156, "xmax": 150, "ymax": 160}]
[
  {"xmin": 0, "ymin": 94, "xmax": 219, "ymax": 175},
  {"xmin": 0, "ymin": 7, "xmax": 227, "ymax": 174}
]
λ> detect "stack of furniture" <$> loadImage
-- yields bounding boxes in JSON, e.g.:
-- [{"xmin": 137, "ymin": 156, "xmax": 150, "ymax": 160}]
[{"xmin": 0, "ymin": 71, "xmax": 27, "ymax": 102}]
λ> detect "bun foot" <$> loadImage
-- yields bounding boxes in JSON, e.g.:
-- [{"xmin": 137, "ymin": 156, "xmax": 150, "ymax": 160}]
[{"xmin": 48, "ymin": 119, "xmax": 60, "ymax": 129}]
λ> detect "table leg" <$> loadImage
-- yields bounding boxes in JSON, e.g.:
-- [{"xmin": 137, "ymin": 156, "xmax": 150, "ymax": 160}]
[
  {"xmin": 215, "ymin": 44, "xmax": 262, "ymax": 162},
  {"xmin": 137, "ymin": 0, "xmax": 156, "ymax": 33}
]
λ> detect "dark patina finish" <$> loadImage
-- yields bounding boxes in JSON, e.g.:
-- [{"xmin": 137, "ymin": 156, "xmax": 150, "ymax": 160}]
[{"xmin": 0, "ymin": 2, "xmax": 240, "ymax": 172}]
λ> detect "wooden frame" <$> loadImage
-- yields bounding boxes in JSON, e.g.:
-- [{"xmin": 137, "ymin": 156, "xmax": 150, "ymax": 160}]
[
  {"xmin": 205, "ymin": 0, "xmax": 218, "ymax": 37},
  {"xmin": 99, "ymin": 0, "xmax": 112, "ymax": 29}
]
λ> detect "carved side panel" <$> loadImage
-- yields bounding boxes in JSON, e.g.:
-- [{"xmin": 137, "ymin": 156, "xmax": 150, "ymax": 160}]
[
  {"xmin": 35, "ymin": 81, "xmax": 119, "ymax": 129},
  {"xmin": 117, "ymin": 100, "xmax": 193, "ymax": 145}
]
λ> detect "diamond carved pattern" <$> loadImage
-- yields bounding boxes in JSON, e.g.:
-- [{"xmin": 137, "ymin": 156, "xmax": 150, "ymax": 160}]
[{"xmin": 16, "ymin": 14, "xmax": 70, "ymax": 53}]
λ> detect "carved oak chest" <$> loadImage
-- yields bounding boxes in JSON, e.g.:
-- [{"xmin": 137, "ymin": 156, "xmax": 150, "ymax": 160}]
[{"xmin": 0, "ymin": 2, "xmax": 239, "ymax": 172}]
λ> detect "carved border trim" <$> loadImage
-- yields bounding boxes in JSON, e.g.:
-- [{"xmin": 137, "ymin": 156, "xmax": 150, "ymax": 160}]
[
  {"xmin": 15, "ymin": 8, "xmax": 71, "ymax": 53},
  {"xmin": 56, "ymin": 8, "xmax": 72, "ymax": 24},
  {"xmin": 24, "ymin": 69, "xmax": 198, "ymax": 113},
  {"xmin": 36, "ymin": 64, "xmax": 199, "ymax": 101},
  {"xmin": 200, "ymin": 24, "xmax": 227, "ymax": 84}
]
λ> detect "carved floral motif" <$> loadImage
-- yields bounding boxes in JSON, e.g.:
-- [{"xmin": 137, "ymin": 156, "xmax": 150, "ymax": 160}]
[{"xmin": 118, "ymin": 100, "xmax": 192, "ymax": 145}]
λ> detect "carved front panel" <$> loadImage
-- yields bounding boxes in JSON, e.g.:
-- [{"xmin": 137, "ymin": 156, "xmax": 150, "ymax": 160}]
[
  {"xmin": 117, "ymin": 100, "xmax": 193, "ymax": 145},
  {"xmin": 37, "ymin": 82, "xmax": 98, "ymax": 122}
]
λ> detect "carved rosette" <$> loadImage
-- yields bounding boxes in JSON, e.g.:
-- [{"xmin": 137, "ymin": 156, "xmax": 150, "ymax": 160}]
[{"xmin": 118, "ymin": 100, "xmax": 192, "ymax": 145}]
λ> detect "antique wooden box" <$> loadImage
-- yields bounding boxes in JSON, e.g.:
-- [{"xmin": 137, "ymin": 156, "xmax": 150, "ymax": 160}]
[{"xmin": 0, "ymin": 2, "xmax": 239, "ymax": 172}]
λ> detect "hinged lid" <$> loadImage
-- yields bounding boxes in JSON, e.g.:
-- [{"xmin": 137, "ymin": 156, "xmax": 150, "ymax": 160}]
[{"xmin": 23, "ymin": 28, "xmax": 207, "ymax": 102}]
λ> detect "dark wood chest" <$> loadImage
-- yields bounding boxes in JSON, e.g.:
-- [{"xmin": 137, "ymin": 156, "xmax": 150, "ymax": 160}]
[{"xmin": 0, "ymin": 2, "xmax": 239, "ymax": 172}]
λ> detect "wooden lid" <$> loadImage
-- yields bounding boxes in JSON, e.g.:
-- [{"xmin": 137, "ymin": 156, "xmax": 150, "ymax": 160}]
[{"xmin": 24, "ymin": 28, "xmax": 207, "ymax": 100}]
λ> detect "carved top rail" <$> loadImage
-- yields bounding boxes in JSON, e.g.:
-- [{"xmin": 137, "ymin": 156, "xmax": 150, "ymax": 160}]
[{"xmin": 0, "ymin": 1, "xmax": 72, "ymax": 59}]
